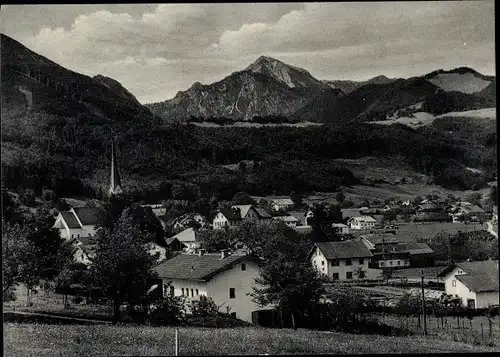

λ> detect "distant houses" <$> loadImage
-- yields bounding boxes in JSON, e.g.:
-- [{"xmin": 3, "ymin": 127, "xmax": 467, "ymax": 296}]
[
  {"xmin": 347, "ymin": 216, "xmax": 377, "ymax": 230},
  {"xmin": 448, "ymin": 202, "xmax": 487, "ymax": 223},
  {"xmin": 438, "ymin": 260, "xmax": 499, "ymax": 309},
  {"xmin": 213, "ymin": 204, "xmax": 272, "ymax": 229},
  {"xmin": 53, "ymin": 206, "xmax": 102, "ymax": 240},
  {"xmin": 153, "ymin": 250, "xmax": 266, "ymax": 322},
  {"xmin": 166, "ymin": 227, "xmax": 200, "ymax": 252},
  {"xmin": 262, "ymin": 196, "xmax": 295, "ymax": 212},
  {"xmin": 272, "ymin": 215, "xmax": 299, "ymax": 228},
  {"xmin": 309, "ymin": 241, "xmax": 375, "ymax": 281}
]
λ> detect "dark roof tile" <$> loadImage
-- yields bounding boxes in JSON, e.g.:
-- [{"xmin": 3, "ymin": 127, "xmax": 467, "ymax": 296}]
[
  {"xmin": 315, "ymin": 241, "xmax": 373, "ymax": 260},
  {"xmin": 61, "ymin": 211, "xmax": 81, "ymax": 229}
]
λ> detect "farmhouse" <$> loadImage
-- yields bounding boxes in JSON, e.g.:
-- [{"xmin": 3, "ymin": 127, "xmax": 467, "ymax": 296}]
[
  {"xmin": 153, "ymin": 250, "xmax": 265, "ymax": 322},
  {"xmin": 438, "ymin": 260, "xmax": 499, "ymax": 309},
  {"xmin": 213, "ymin": 205, "xmax": 272, "ymax": 229},
  {"xmin": 331, "ymin": 223, "xmax": 349, "ymax": 235},
  {"xmin": 173, "ymin": 212, "xmax": 209, "ymax": 230},
  {"xmin": 165, "ymin": 227, "xmax": 200, "ymax": 252},
  {"xmin": 347, "ymin": 216, "xmax": 377, "ymax": 230},
  {"xmin": 309, "ymin": 241, "xmax": 375, "ymax": 280},
  {"xmin": 358, "ymin": 233, "xmax": 434, "ymax": 268},
  {"xmin": 272, "ymin": 215, "xmax": 299, "ymax": 228},
  {"xmin": 449, "ymin": 204, "xmax": 487, "ymax": 223}
]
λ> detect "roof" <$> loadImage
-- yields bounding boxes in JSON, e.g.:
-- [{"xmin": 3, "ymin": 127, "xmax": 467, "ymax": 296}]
[
  {"xmin": 391, "ymin": 266, "xmax": 449, "ymax": 279},
  {"xmin": 288, "ymin": 211, "xmax": 309, "ymax": 226},
  {"xmin": 315, "ymin": 241, "xmax": 373, "ymax": 260},
  {"xmin": 61, "ymin": 211, "xmax": 81, "ymax": 229},
  {"xmin": 273, "ymin": 215, "xmax": 299, "ymax": 222},
  {"xmin": 349, "ymin": 216, "xmax": 377, "ymax": 222},
  {"xmin": 379, "ymin": 242, "xmax": 434, "ymax": 255},
  {"xmin": 268, "ymin": 197, "xmax": 294, "ymax": 205},
  {"xmin": 254, "ymin": 207, "xmax": 272, "ymax": 218},
  {"xmin": 341, "ymin": 209, "xmax": 362, "ymax": 219},
  {"xmin": 219, "ymin": 207, "xmax": 242, "ymax": 221},
  {"xmin": 172, "ymin": 228, "xmax": 197, "ymax": 243},
  {"xmin": 73, "ymin": 207, "xmax": 101, "ymax": 226},
  {"xmin": 332, "ymin": 223, "xmax": 348, "ymax": 228},
  {"xmin": 360, "ymin": 233, "xmax": 412, "ymax": 245},
  {"xmin": 295, "ymin": 226, "xmax": 313, "ymax": 234},
  {"xmin": 232, "ymin": 205, "xmax": 253, "ymax": 218},
  {"xmin": 456, "ymin": 273, "xmax": 499, "ymax": 293},
  {"xmin": 418, "ymin": 203, "xmax": 438, "ymax": 211},
  {"xmin": 153, "ymin": 253, "xmax": 256, "ymax": 281},
  {"xmin": 461, "ymin": 205, "xmax": 486, "ymax": 214}
]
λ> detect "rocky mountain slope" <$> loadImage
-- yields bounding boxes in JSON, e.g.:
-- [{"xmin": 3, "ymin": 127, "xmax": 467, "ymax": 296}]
[{"xmin": 146, "ymin": 56, "xmax": 333, "ymax": 122}]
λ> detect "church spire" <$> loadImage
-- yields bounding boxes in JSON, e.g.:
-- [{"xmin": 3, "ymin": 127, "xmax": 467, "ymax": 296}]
[{"xmin": 109, "ymin": 137, "xmax": 123, "ymax": 197}]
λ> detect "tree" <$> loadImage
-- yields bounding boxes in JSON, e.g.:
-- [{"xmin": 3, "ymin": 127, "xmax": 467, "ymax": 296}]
[
  {"xmin": 89, "ymin": 215, "xmax": 158, "ymax": 324},
  {"xmin": 120, "ymin": 203, "xmax": 165, "ymax": 246},
  {"xmin": 197, "ymin": 229, "xmax": 233, "ymax": 253},
  {"xmin": 21, "ymin": 189, "xmax": 36, "ymax": 207},
  {"xmin": 335, "ymin": 191, "xmax": 345, "ymax": 204},
  {"xmin": 290, "ymin": 191, "xmax": 303, "ymax": 208},
  {"xmin": 489, "ymin": 185, "xmax": 498, "ymax": 206},
  {"xmin": 250, "ymin": 224, "xmax": 326, "ymax": 329},
  {"xmin": 382, "ymin": 211, "xmax": 397, "ymax": 225},
  {"xmin": 414, "ymin": 196, "xmax": 423, "ymax": 205},
  {"xmin": 231, "ymin": 192, "xmax": 254, "ymax": 205}
]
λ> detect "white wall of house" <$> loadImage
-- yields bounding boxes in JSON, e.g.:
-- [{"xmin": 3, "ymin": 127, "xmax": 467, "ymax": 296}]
[
  {"xmin": 476, "ymin": 292, "xmax": 500, "ymax": 309},
  {"xmin": 378, "ymin": 258, "xmax": 410, "ymax": 268},
  {"xmin": 213, "ymin": 213, "xmax": 229, "ymax": 229},
  {"xmin": 207, "ymin": 259, "xmax": 263, "ymax": 323},
  {"xmin": 310, "ymin": 246, "xmax": 372, "ymax": 280},
  {"xmin": 348, "ymin": 218, "xmax": 376, "ymax": 230}
]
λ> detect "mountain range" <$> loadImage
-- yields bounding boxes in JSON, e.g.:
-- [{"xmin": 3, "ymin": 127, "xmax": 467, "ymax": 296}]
[{"xmin": 146, "ymin": 57, "xmax": 496, "ymax": 124}]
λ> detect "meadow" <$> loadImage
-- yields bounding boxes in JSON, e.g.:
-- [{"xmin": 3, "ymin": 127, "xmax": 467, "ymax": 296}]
[{"xmin": 4, "ymin": 323, "xmax": 499, "ymax": 356}]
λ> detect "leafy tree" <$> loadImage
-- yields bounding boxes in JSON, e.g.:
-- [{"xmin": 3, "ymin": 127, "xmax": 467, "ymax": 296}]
[
  {"xmin": 21, "ymin": 189, "xmax": 36, "ymax": 207},
  {"xmin": 197, "ymin": 229, "xmax": 233, "ymax": 253},
  {"xmin": 250, "ymin": 224, "xmax": 325, "ymax": 329},
  {"xmin": 121, "ymin": 203, "xmax": 165, "ymax": 246},
  {"xmin": 290, "ymin": 191, "xmax": 303, "ymax": 208},
  {"xmin": 335, "ymin": 191, "xmax": 345, "ymax": 204},
  {"xmin": 89, "ymin": 215, "xmax": 158, "ymax": 324},
  {"xmin": 382, "ymin": 211, "xmax": 397, "ymax": 225},
  {"xmin": 489, "ymin": 185, "xmax": 498, "ymax": 206},
  {"xmin": 191, "ymin": 295, "xmax": 219, "ymax": 317},
  {"xmin": 414, "ymin": 196, "xmax": 423, "ymax": 205}
]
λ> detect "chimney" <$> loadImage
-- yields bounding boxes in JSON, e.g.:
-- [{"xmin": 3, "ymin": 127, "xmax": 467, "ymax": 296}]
[
  {"xmin": 198, "ymin": 249, "xmax": 206, "ymax": 257},
  {"xmin": 220, "ymin": 249, "xmax": 229, "ymax": 259}
]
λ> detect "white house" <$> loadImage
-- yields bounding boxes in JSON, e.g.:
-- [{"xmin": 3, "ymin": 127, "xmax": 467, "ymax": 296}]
[
  {"xmin": 153, "ymin": 251, "xmax": 267, "ymax": 322},
  {"xmin": 213, "ymin": 205, "xmax": 272, "ymax": 229},
  {"xmin": 166, "ymin": 228, "xmax": 200, "ymax": 252},
  {"xmin": 309, "ymin": 241, "xmax": 375, "ymax": 280},
  {"xmin": 438, "ymin": 260, "xmax": 499, "ymax": 309},
  {"xmin": 331, "ymin": 223, "xmax": 349, "ymax": 234},
  {"xmin": 173, "ymin": 213, "xmax": 209, "ymax": 230},
  {"xmin": 347, "ymin": 216, "xmax": 377, "ymax": 230},
  {"xmin": 53, "ymin": 207, "xmax": 102, "ymax": 240},
  {"xmin": 272, "ymin": 215, "xmax": 299, "ymax": 228}
]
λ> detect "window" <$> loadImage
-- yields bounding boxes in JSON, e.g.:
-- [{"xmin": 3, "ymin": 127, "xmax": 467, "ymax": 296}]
[
  {"xmin": 170, "ymin": 286, "xmax": 175, "ymax": 296},
  {"xmin": 389, "ymin": 261, "xmax": 393, "ymax": 265},
  {"xmin": 196, "ymin": 289, "xmax": 199, "ymax": 296},
  {"xmin": 380, "ymin": 261, "xmax": 384, "ymax": 267},
  {"xmin": 229, "ymin": 288, "xmax": 235, "ymax": 299},
  {"xmin": 359, "ymin": 258, "xmax": 364, "ymax": 265},
  {"xmin": 396, "ymin": 260, "xmax": 400, "ymax": 266},
  {"xmin": 346, "ymin": 272, "xmax": 353, "ymax": 279},
  {"xmin": 231, "ymin": 312, "xmax": 237, "ymax": 318},
  {"xmin": 181, "ymin": 288, "xmax": 184, "ymax": 296},
  {"xmin": 332, "ymin": 273, "xmax": 339, "ymax": 280},
  {"xmin": 191, "ymin": 289, "xmax": 194, "ymax": 297},
  {"xmin": 452, "ymin": 280, "xmax": 456, "ymax": 287},
  {"xmin": 321, "ymin": 261, "xmax": 325, "ymax": 266},
  {"xmin": 241, "ymin": 263, "xmax": 246, "ymax": 271},
  {"xmin": 345, "ymin": 259, "xmax": 352, "ymax": 266},
  {"xmin": 331, "ymin": 260, "xmax": 339, "ymax": 266}
]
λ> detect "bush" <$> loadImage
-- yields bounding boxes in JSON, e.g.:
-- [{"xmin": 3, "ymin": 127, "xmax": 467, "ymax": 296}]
[
  {"xmin": 72, "ymin": 296, "xmax": 84, "ymax": 304},
  {"xmin": 21, "ymin": 189, "xmax": 36, "ymax": 206},
  {"xmin": 191, "ymin": 296, "xmax": 218, "ymax": 317},
  {"xmin": 147, "ymin": 294, "xmax": 186, "ymax": 326}
]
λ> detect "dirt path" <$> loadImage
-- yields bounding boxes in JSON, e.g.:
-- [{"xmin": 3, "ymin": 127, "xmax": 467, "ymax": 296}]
[{"xmin": 486, "ymin": 221, "xmax": 498, "ymax": 238}]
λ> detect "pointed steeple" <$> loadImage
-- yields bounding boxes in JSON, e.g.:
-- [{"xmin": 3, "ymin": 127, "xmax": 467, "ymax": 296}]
[{"xmin": 109, "ymin": 138, "xmax": 123, "ymax": 197}]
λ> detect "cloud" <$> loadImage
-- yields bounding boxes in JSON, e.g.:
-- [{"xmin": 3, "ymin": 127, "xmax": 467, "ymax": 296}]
[{"xmin": 2, "ymin": 2, "xmax": 495, "ymax": 103}]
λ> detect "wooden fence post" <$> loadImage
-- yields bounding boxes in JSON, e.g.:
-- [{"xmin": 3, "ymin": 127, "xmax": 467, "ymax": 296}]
[
  {"xmin": 481, "ymin": 322, "xmax": 484, "ymax": 345},
  {"xmin": 175, "ymin": 327, "xmax": 179, "ymax": 356}
]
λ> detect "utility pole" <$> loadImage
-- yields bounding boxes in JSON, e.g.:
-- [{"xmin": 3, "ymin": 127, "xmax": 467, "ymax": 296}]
[{"xmin": 421, "ymin": 269, "xmax": 427, "ymax": 336}]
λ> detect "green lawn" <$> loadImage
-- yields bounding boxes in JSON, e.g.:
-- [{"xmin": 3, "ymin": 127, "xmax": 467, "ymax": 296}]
[{"xmin": 4, "ymin": 323, "xmax": 498, "ymax": 356}]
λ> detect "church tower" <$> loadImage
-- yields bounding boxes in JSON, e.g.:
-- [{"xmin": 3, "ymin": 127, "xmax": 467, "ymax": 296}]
[{"xmin": 108, "ymin": 138, "xmax": 123, "ymax": 197}]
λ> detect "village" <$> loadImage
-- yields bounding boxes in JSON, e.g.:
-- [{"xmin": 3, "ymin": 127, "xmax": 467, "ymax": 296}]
[{"xmin": 42, "ymin": 140, "xmax": 499, "ymax": 329}]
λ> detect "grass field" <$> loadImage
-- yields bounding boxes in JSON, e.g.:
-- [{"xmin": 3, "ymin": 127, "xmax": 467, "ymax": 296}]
[{"xmin": 4, "ymin": 323, "xmax": 499, "ymax": 356}]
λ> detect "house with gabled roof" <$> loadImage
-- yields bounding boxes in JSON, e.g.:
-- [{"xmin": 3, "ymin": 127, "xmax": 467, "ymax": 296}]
[
  {"xmin": 308, "ymin": 241, "xmax": 375, "ymax": 281},
  {"xmin": 264, "ymin": 196, "xmax": 295, "ymax": 211},
  {"xmin": 153, "ymin": 250, "xmax": 267, "ymax": 322},
  {"xmin": 347, "ymin": 216, "xmax": 377, "ymax": 230},
  {"xmin": 438, "ymin": 260, "xmax": 499, "ymax": 309},
  {"xmin": 53, "ymin": 206, "xmax": 103, "ymax": 240},
  {"xmin": 213, "ymin": 204, "xmax": 272, "ymax": 229},
  {"xmin": 165, "ymin": 227, "xmax": 200, "ymax": 252}
]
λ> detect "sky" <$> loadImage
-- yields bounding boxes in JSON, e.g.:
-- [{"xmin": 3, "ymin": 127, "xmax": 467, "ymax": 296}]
[{"xmin": 0, "ymin": 2, "xmax": 495, "ymax": 104}]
